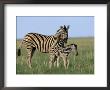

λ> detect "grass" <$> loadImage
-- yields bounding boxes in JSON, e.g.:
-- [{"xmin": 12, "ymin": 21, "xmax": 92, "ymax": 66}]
[{"xmin": 16, "ymin": 37, "xmax": 94, "ymax": 74}]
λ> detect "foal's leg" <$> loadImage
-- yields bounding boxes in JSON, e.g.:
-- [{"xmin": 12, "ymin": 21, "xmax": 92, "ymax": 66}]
[
  {"xmin": 53, "ymin": 56, "xmax": 57, "ymax": 67},
  {"xmin": 56, "ymin": 56, "xmax": 60, "ymax": 68},
  {"xmin": 62, "ymin": 56, "xmax": 68, "ymax": 69},
  {"xmin": 67, "ymin": 59, "xmax": 69, "ymax": 69},
  {"xmin": 53, "ymin": 56, "xmax": 60, "ymax": 68}
]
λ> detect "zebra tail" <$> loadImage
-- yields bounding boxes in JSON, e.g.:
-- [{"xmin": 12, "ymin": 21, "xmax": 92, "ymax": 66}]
[
  {"xmin": 17, "ymin": 40, "xmax": 24, "ymax": 56},
  {"xmin": 17, "ymin": 39, "xmax": 23, "ymax": 56},
  {"xmin": 17, "ymin": 48, "xmax": 21, "ymax": 56}
]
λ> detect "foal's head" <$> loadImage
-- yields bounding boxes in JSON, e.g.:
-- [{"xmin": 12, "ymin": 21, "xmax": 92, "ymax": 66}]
[{"xmin": 69, "ymin": 44, "xmax": 78, "ymax": 56}]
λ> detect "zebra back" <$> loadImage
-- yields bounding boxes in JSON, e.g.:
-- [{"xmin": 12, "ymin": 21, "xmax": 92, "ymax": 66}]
[
  {"xmin": 21, "ymin": 33, "xmax": 60, "ymax": 53},
  {"xmin": 49, "ymin": 43, "xmax": 78, "ymax": 57}
]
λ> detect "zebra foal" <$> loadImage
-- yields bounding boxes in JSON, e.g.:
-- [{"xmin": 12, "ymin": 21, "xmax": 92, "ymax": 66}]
[{"xmin": 49, "ymin": 43, "xmax": 78, "ymax": 69}]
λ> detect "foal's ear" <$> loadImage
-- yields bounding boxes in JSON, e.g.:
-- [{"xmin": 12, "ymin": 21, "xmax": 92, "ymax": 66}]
[
  {"xmin": 71, "ymin": 44, "xmax": 75, "ymax": 49},
  {"xmin": 73, "ymin": 44, "xmax": 77, "ymax": 49}
]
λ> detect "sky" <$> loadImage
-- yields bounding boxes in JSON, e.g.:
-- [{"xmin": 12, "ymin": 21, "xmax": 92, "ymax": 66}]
[{"xmin": 16, "ymin": 16, "xmax": 94, "ymax": 39}]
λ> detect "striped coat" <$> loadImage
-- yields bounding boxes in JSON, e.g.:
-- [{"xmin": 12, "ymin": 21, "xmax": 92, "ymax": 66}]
[
  {"xmin": 49, "ymin": 43, "xmax": 78, "ymax": 69},
  {"xmin": 17, "ymin": 25, "xmax": 69, "ymax": 68}
]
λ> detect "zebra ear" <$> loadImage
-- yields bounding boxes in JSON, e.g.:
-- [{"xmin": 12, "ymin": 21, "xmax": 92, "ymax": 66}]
[
  {"xmin": 67, "ymin": 25, "xmax": 69, "ymax": 30},
  {"xmin": 64, "ymin": 25, "xmax": 66, "ymax": 29},
  {"xmin": 60, "ymin": 26, "xmax": 63, "ymax": 29}
]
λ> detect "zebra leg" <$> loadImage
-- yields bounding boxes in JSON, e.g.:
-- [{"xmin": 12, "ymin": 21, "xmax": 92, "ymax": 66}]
[
  {"xmin": 53, "ymin": 56, "xmax": 57, "ymax": 67},
  {"xmin": 49, "ymin": 55, "xmax": 55, "ymax": 69},
  {"xmin": 27, "ymin": 47, "xmax": 35, "ymax": 68},
  {"xmin": 53, "ymin": 60, "xmax": 56, "ymax": 67},
  {"xmin": 56, "ymin": 56, "xmax": 60, "ymax": 68},
  {"xmin": 53, "ymin": 59, "xmax": 57, "ymax": 67},
  {"xmin": 62, "ymin": 56, "xmax": 68, "ymax": 69},
  {"xmin": 67, "ymin": 59, "xmax": 69, "ymax": 69}
]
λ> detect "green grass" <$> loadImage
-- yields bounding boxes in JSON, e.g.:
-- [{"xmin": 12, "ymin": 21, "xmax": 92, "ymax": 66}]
[{"xmin": 16, "ymin": 37, "xmax": 94, "ymax": 74}]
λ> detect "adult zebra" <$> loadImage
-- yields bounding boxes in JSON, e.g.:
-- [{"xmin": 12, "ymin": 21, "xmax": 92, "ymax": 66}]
[{"xmin": 17, "ymin": 25, "xmax": 69, "ymax": 68}]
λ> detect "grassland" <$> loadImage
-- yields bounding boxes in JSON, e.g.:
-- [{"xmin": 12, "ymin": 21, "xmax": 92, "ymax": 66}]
[{"xmin": 16, "ymin": 37, "xmax": 94, "ymax": 74}]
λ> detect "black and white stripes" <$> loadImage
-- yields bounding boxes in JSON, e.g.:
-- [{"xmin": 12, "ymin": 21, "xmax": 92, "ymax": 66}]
[
  {"xmin": 49, "ymin": 43, "xmax": 78, "ymax": 69},
  {"xmin": 17, "ymin": 25, "xmax": 69, "ymax": 68}
]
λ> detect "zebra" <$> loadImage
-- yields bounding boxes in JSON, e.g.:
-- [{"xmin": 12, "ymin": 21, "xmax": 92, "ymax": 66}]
[
  {"xmin": 49, "ymin": 43, "xmax": 78, "ymax": 69},
  {"xmin": 17, "ymin": 25, "xmax": 69, "ymax": 68}
]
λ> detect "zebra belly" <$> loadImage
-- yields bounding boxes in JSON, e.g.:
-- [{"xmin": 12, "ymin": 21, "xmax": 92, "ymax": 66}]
[{"xmin": 40, "ymin": 48, "xmax": 49, "ymax": 53}]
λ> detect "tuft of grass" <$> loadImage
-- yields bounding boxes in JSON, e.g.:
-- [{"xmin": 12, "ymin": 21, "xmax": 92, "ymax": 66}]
[{"xmin": 16, "ymin": 37, "xmax": 94, "ymax": 74}]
